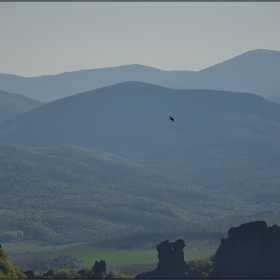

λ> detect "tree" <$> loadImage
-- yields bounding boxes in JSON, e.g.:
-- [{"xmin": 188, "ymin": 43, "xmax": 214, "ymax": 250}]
[
  {"xmin": 186, "ymin": 254, "xmax": 214, "ymax": 278},
  {"xmin": 106, "ymin": 269, "xmax": 125, "ymax": 279},
  {"xmin": 0, "ymin": 246, "xmax": 27, "ymax": 279},
  {"xmin": 52, "ymin": 268, "xmax": 79, "ymax": 279}
]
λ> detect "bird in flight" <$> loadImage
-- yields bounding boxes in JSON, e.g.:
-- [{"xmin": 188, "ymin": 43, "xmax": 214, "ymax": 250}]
[{"xmin": 169, "ymin": 116, "xmax": 174, "ymax": 122}]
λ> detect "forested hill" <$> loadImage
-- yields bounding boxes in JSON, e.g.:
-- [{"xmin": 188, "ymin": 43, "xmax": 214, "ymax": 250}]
[
  {"xmin": 0, "ymin": 90, "xmax": 43, "ymax": 122},
  {"xmin": 1, "ymin": 81, "xmax": 280, "ymax": 200},
  {"xmin": 0, "ymin": 49, "xmax": 279, "ymax": 102},
  {"xmin": 0, "ymin": 143, "xmax": 249, "ymax": 245}
]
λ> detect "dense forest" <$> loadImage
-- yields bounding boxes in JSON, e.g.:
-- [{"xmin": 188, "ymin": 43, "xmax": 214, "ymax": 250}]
[
  {"xmin": 1, "ymin": 142, "xmax": 265, "ymax": 246},
  {"xmin": 0, "ymin": 245, "xmax": 26, "ymax": 279},
  {"xmin": 0, "ymin": 142, "xmax": 279, "ymax": 247}
]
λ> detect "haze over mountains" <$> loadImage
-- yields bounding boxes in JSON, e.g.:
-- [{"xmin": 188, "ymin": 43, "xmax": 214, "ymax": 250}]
[
  {"xmin": 1, "ymin": 81, "xmax": 280, "ymax": 202},
  {"xmin": 0, "ymin": 49, "xmax": 279, "ymax": 102},
  {"xmin": 1, "ymin": 48, "xmax": 280, "ymax": 247}
]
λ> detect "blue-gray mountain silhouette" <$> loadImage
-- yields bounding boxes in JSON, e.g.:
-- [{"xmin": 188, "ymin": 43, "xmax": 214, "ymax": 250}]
[
  {"xmin": 0, "ymin": 49, "xmax": 279, "ymax": 102},
  {"xmin": 0, "ymin": 89, "xmax": 43, "ymax": 122},
  {"xmin": 1, "ymin": 81, "xmax": 280, "ymax": 199}
]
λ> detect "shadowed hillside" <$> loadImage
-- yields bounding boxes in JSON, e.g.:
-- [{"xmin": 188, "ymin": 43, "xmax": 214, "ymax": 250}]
[
  {"xmin": 0, "ymin": 49, "xmax": 279, "ymax": 102},
  {"xmin": 1, "ymin": 82, "xmax": 280, "ymax": 203}
]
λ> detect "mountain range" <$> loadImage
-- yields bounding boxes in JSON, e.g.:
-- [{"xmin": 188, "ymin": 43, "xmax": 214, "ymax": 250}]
[
  {"xmin": 1, "ymin": 49, "xmax": 280, "ymax": 247},
  {"xmin": 0, "ymin": 49, "xmax": 279, "ymax": 102},
  {"xmin": 1, "ymin": 81, "xmax": 280, "ymax": 202}
]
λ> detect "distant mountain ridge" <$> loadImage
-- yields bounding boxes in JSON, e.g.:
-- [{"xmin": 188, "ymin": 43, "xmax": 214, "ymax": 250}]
[
  {"xmin": 0, "ymin": 49, "xmax": 279, "ymax": 102},
  {"xmin": 0, "ymin": 90, "xmax": 44, "ymax": 122}
]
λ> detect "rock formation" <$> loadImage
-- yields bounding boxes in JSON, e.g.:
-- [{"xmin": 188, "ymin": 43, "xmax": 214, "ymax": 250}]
[
  {"xmin": 136, "ymin": 239, "xmax": 202, "ymax": 278},
  {"xmin": 22, "ymin": 270, "xmax": 36, "ymax": 279},
  {"xmin": 92, "ymin": 260, "xmax": 106, "ymax": 277},
  {"xmin": 77, "ymin": 260, "xmax": 106, "ymax": 278},
  {"xmin": 77, "ymin": 268, "xmax": 88, "ymax": 278},
  {"xmin": 42, "ymin": 269, "xmax": 54, "ymax": 278},
  {"xmin": 209, "ymin": 221, "xmax": 280, "ymax": 278}
]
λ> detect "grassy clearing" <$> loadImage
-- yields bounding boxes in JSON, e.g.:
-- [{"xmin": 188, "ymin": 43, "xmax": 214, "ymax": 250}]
[
  {"xmin": 184, "ymin": 250, "xmax": 214, "ymax": 260},
  {"xmin": 72, "ymin": 249, "xmax": 214, "ymax": 269}
]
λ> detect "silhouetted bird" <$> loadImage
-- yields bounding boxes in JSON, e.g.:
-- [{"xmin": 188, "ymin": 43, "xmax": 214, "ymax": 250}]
[{"xmin": 169, "ymin": 116, "xmax": 174, "ymax": 122}]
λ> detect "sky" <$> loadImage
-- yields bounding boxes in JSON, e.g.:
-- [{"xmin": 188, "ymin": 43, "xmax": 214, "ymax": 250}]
[{"xmin": 1, "ymin": 2, "xmax": 280, "ymax": 77}]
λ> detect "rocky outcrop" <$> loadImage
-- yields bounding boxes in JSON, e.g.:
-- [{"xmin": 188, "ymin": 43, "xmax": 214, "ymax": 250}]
[
  {"xmin": 42, "ymin": 269, "xmax": 54, "ymax": 278},
  {"xmin": 92, "ymin": 260, "xmax": 106, "ymax": 277},
  {"xmin": 77, "ymin": 268, "xmax": 88, "ymax": 278},
  {"xmin": 22, "ymin": 270, "xmax": 36, "ymax": 279},
  {"xmin": 136, "ymin": 239, "xmax": 202, "ymax": 278},
  {"xmin": 77, "ymin": 260, "xmax": 106, "ymax": 278},
  {"xmin": 209, "ymin": 221, "xmax": 280, "ymax": 278}
]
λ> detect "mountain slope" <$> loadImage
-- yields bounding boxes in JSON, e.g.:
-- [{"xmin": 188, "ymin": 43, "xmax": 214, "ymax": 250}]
[
  {"xmin": 0, "ymin": 49, "xmax": 279, "ymax": 102},
  {"xmin": 1, "ymin": 81, "xmax": 280, "ymax": 201},
  {"xmin": 0, "ymin": 143, "xmax": 248, "ymax": 245},
  {"xmin": 266, "ymin": 93, "xmax": 280, "ymax": 104},
  {"xmin": 0, "ymin": 90, "xmax": 44, "ymax": 122},
  {"xmin": 174, "ymin": 49, "xmax": 280, "ymax": 97}
]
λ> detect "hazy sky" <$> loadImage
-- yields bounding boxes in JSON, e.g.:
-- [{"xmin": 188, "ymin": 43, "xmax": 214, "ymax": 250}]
[{"xmin": 1, "ymin": 2, "xmax": 280, "ymax": 77}]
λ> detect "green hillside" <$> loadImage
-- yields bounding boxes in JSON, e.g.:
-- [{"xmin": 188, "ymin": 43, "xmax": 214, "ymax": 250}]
[
  {"xmin": 0, "ymin": 246, "xmax": 26, "ymax": 279},
  {"xmin": 0, "ymin": 143, "xmax": 257, "ymax": 246},
  {"xmin": 88, "ymin": 210, "xmax": 280, "ymax": 250},
  {"xmin": 0, "ymin": 90, "xmax": 43, "ymax": 122}
]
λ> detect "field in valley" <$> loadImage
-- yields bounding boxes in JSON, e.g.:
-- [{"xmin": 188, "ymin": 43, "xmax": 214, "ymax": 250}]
[
  {"xmin": 5, "ymin": 241, "xmax": 214, "ymax": 276},
  {"xmin": 72, "ymin": 248, "xmax": 214, "ymax": 268},
  {"xmin": 72, "ymin": 248, "xmax": 214, "ymax": 276}
]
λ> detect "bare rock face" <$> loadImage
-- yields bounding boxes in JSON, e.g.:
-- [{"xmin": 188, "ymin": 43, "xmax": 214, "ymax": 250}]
[
  {"xmin": 209, "ymin": 221, "xmax": 280, "ymax": 278},
  {"xmin": 136, "ymin": 239, "xmax": 201, "ymax": 278}
]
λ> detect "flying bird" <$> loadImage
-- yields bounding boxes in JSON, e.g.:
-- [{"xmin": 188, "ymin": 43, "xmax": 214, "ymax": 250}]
[{"xmin": 169, "ymin": 116, "xmax": 174, "ymax": 122}]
